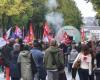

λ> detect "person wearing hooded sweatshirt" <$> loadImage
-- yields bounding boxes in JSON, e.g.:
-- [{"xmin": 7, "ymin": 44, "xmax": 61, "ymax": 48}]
[
  {"xmin": 44, "ymin": 39, "xmax": 64, "ymax": 80},
  {"xmin": 17, "ymin": 45, "xmax": 37, "ymax": 80}
]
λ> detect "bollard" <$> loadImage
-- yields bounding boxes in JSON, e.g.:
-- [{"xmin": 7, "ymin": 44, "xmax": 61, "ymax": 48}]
[
  {"xmin": 5, "ymin": 67, "xmax": 10, "ymax": 80},
  {"xmin": 94, "ymin": 68, "xmax": 100, "ymax": 80}
]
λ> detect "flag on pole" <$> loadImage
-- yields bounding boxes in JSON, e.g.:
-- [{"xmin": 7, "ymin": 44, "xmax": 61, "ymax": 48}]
[
  {"xmin": 29, "ymin": 23, "xmax": 34, "ymax": 42},
  {"xmin": 62, "ymin": 32, "xmax": 71, "ymax": 44},
  {"xmin": 15, "ymin": 25, "xmax": 22, "ymax": 38},
  {"xmin": 43, "ymin": 22, "xmax": 53, "ymax": 42},
  {"xmin": 3, "ymin": 28, "xmax": 12, "ymax": 41},
  {"xmin": 81, "ymin": 27, "xmax": 85, "ymax": 42},
  {"xmin": 24, "ymin": 23, "xmax": 34, "ymax": 43}
]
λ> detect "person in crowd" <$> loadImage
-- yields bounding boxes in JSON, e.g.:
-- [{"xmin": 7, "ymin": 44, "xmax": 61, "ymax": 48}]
[
  {"xmin": 43, "ymin": 42, "xmax": 49, "ymax": 50},
  {"xmin": 59, "ymin": 42, "xmax": 68, "ymax": 54},
  {"xmin": 72, "ymin": 44, "xmax": 92, "ymax": 80},
  {"xmin": 44, "ymin": 39, "xmax": 65, "ymax": 80},
  {"xmin": 31, "ymin": 40, "xmax": 46, "ymax": 80},
  {"xmin": 96, "ymin": 43, "xmax": 100, "ymax": 68},
  {"xmin": 18, "ymin": 38, "xmax": 24, "ymax": 51},
  {"xmin": 95, "ymin": 42, "xmax": 100, "ymax": 80},
  {"xmin": 1, "ymin": 38, "xmax": 15, "ymax": 79},
  {"xmin": 10, "ymin": 43, "xmax": 21, "ymax": 80},
  {"xmin": 76, "ymin": 42, "xmax": 82, "ymax": 53},
  {"xmin": 1, "ymin": 38, "xmax": 15, "ymax": 67},
  {"xmin": 68, "ymin": 42, "xmax": 78, "ymax": 73},
  {"xmin": 17, "ymin": 45, "xmax": 37, "ymax": 80},
  {"xmin": 0, "ymin": 48, "xmax": 4, "ymax": 72},
  {"xmin": 28, "ymin": 42, "xmax": 34, "ymax": 50}
]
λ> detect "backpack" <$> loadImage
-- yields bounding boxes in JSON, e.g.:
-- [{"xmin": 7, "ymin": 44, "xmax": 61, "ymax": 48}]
[{"xmin": 51, "ymin": 50, "xmax": 64, "ymax": 71}]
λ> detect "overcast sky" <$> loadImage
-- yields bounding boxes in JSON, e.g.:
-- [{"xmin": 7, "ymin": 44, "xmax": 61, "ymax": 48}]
[{"xmin": 74, "ymin": 0, "xmax": 97, "ymax": 17}]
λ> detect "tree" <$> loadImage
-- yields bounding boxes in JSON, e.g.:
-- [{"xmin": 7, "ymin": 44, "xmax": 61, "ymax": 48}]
[
  {"xmin": 31, "ymin": 0, "xmax": 47, "ymax": 39},
  {"xmin": 91, "ymin": 0, "xmax": 100, "ymax": 19},
  {"xmin": 0, "ymin": 0, "xmax": 33, "ymax": 30},
  {"xmin": 91, "ymin": 0, "xmax": 100, "ymax": 25},
  {"xmin": 0, "ymin": 0, "xmax": 47, "ymax": 39},
  {"xmin": 57, "ymin": 0, "xmax": 82, "ymax": 28}
]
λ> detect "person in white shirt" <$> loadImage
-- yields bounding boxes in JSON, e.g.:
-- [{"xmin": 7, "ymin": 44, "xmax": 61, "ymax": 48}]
[{"xmin": 72, "ymin": 44, "xmax": 92, "ymax": 80}]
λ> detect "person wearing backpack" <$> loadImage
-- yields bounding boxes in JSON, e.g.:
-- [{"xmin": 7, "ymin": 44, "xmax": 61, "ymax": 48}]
[{"xmin": 44, "ymin": 39, "xmax": 65, "ymax": 80}]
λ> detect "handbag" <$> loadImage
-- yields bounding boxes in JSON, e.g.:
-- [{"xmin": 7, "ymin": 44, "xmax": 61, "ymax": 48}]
[{"xmin": 73, "ymin": 58, "xmax": 81, "ymax": 69}]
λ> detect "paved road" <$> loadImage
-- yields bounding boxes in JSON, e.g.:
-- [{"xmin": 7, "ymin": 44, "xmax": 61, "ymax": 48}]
[{"xmin": 0, "ymin": 67, "xmax": 79, "ymax": 80}]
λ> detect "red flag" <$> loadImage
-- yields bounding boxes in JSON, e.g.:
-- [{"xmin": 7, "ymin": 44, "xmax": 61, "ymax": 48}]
[
  {"xmin": 62, "ymin": 32, "xmax": 71, "ymax": 44},
  {"xmin": 81, "ymin": 27, "xmax": 85, "ymax": 42},
  {"xmin": 29, "ymin": 23, "xmax": 34, "ymax": 42},
  {"xmin": 43, "ymin": 22, "xmax": 50, "ymax": 37},
  {"xmin": 24, "ymin": 23, "xmax": 34, "ymax": 43},
  {"xmin": 43, "ymin": 22, "xmax": 52, "ymax": 42}
]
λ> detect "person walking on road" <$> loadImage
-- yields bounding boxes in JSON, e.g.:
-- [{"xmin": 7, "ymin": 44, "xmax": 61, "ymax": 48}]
[
  {"xmin": 31, "ymin": 40, "xmax": 46, "ymax": 80},
  {"xmin": 73, "ymin": 44, "xmax": 92, "ymax": 80},
  {"xmin": 17, "ymin": 45, "xmax": 37, "ymax": 80},
  {"xmin": 10, "ymin": 43, "xmax": 21, "ymax": 80},
  {"xmin": 44, "ymin": 39, "xmax": 65, "ymax": 80}
]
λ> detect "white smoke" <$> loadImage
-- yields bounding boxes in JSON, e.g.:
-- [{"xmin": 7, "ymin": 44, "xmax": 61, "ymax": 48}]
[
  {"xmin": 46, "ymin": 0, "xmax": 58, "ymax": 10},
  {"xmin": 45, "ymin": 0, "xmax": 64, "ymax": 33}
]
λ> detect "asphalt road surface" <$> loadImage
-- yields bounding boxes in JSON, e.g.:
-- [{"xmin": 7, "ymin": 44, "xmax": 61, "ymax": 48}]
[{"xmin": 0, "ymin": 67, "xmax": 79, "ymax": 80}]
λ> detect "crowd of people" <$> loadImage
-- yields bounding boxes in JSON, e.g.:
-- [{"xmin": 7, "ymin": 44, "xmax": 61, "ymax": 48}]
[{"xmin": 0, "ymin": 38, "xmax": 100, "ymax": 80}]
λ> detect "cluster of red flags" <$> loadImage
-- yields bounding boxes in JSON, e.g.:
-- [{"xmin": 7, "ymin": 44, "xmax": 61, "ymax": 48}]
[
  {"xmin": 2, "ymin": 23, "xmax": 35, "ymax": 44},
  {"xmin": 3, "ymin": 22, "xmax": 85, "ymax": 45},
  {"xmin": 2, "ymin": 22, "xmax": 52, "ymax": 44}
]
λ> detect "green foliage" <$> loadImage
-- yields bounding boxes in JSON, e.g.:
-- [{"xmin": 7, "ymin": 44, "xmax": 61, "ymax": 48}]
[
  {"xmin": 0, "ymin": 0, "xmax": 46, "ymax": 31},
  {"xmin": 0, "ymin": 0, "xmax": 34, "ymax": 29},
  {"xmin": 57, "ymin": 0, "xmax": 82, "ymax": 28},
  {"xmin": 92, "ymin": 0, "xmax": 100, "ymax": 18},
  {"xmin": 32, "ymin": 0, "xmax": 47, "ymax": 27},
  {"xmin": 0, "ymin": 0, "xmax": 82, "ymax": 31},
  {"xmin": 0, "ymin": 0, "xmax": 33, "ymax": 16}
]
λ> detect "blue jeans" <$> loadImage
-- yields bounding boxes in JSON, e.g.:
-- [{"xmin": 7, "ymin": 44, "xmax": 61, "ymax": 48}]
[
  {"xmin": 78, "ymin": 68, "xmax": 89, "ymax": 80},
  {"xmin": 68, "ymin": 63, "xmax": 73, "ymax": 73},
  {"xmin": 34, "ymin": 67, "xmax": 46, "ymax": 80}
]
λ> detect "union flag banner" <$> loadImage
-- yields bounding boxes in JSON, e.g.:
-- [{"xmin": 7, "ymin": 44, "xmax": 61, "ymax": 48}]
[
  {"xmin": 81, "ymin": 27, "xmax": 85, "ymax": 42},
  {"xmin": 24, "ymin": 23, "xmax": 35, "ymax": 43},
  {"xmin": 43, "ymin": 22, "xmax": 52, "ymax": 42},
  {"xmin": 62, "ymin": 32, "xmax": 71, "ymax": 44}
]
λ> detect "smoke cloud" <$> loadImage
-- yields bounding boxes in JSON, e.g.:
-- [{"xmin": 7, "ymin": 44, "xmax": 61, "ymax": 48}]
[
  {"xmin": 46, "ymin": 0, "xmax": 58, "ymax": 10},
  {"xmin": 45, "ymin": 0, "xmax": 64, "ymax": 33}
]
